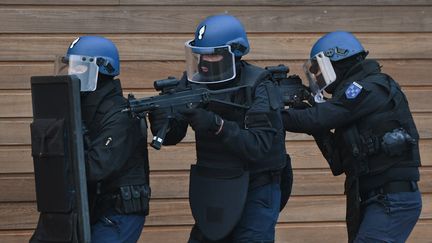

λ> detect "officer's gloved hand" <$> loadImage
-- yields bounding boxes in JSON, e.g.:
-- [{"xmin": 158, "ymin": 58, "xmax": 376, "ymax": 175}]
[
  {"xmin": 179, "ymin": 108, "xmax": 223, "ymax": 135},
  {"xmin": 291, "ymin": 101, "xmax": 312, "ymax": 110},
  {"xmin": 148, "ymin": 109, "xmax": 170, "ymax": 135}
]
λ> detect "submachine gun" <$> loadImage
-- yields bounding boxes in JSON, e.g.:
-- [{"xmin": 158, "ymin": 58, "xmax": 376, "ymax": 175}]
[
  {"xmin": 124, "ymin": 65, "xmax": 311, "ymax": 150},
  {"xmin": 265, "ymin": 64, "xmax": 312, "ymax": 107},
  {"xmin": 123, "ymin": 77, "xmax": 252, "ymax": 150}
]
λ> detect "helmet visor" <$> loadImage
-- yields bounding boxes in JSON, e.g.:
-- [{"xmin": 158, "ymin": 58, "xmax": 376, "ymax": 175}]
[
  {"xmin": 185, "ymin": 40, "xmax": 236, "ymax": 84},
  {"xmin": 55, "ymin": 54, "xmax": 99, "ymax": 92},
  {"xmin": 303, "ymin": 52, "xmax": 336, "ymax": 103}
]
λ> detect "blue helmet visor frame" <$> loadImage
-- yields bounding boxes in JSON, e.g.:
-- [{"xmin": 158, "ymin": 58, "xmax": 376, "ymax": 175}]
[
  {"xmin": 303, "ymin": 51, "xmax": 337, "ymax": 103},
  {"xmin": 184, "ymin": 40, "xmax": 236, "ymax": 84},
  {"xmin": 55, "ymin": 54, "xmax": 100, "ymax": 92}
]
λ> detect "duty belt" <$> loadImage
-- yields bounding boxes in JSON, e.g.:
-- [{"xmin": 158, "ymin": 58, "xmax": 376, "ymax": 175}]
[
  {"xmin": 360, "ymin": 181, "xmax": 418, "ymax": 201},
  {"xmin": 249, "ymin": 170, "xmax": 281, "ymax": 190}
]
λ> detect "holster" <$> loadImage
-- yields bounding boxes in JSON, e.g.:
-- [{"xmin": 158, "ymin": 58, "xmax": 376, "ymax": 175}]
[{"xmin": 313, "ymin": 132, "xmax": 343, "ymax": 176}]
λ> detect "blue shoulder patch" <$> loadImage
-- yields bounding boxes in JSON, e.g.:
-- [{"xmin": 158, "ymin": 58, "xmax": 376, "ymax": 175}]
[{"xmin": 345, "ymin": 82, "xmax": 363, "ymax": 99}]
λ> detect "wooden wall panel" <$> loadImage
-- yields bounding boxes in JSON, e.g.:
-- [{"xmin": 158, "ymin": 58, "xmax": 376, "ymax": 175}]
[
  {"xmin": 1, "ymin": 114, "xmax": 431, "ymax": 145},
  {"xmin": 1, "ymin": 139, "xmax": 432, "ymax": 174},
  {"xmin": 0, "ymin": 0, "xmax": 117, "ymax": 4},
  {"xmin": 1, "ymin": 221, "xmax": 432, "ymax": 243},
  {"xmin": 1, "ymin": 87, "xmax": 430, "ymax": 118},
  {"xmin": 1, "ymin": 59, "xmax": 431, "ymax": 90},
  {"xmin": 122, "ymin": 0, "xmax": 432, "ymax": 5},
  {"xmin": 0, "ymin": 6, "xmax": 431, "ymax": 33},
  {"xmin": 2, "ymin": 0, "xmax": 432, "ymax": 6},
  {"xmin": 0, "ymin": 1, "xmax": 431, "ymax": 242},
  {"xmin": 0, "ymin": 194, "xmax": 430, "ymax": 230},
  {"xmin": 1, "ymin": 168, "xmax": 432, "ymax": 203},
  {"xmin": 1, "ymin": 34, "xmax": 432, "ymax": 61}
]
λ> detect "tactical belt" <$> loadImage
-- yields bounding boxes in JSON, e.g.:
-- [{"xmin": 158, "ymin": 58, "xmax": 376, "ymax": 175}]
[
  {"xmin": 95, "ymin": 184, "xmax": 150, "ymax": 218},
  {"xmin": 360, "ymin": 181, "xmax": 418, "ymax": 201},
  {"xmin": 249, "ymin": 170, "xmax": 281, "ymax": 190}
]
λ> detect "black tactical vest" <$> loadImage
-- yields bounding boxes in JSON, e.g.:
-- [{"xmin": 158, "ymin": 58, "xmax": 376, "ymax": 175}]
[
  {"xmin": 194, "ymin": 62, "xmax": 286, "ymax": 172},
  {"xmin": 356, "ymin": 74, "xmax": 420, "ymax": 174},
  {"xmin": 333, "ymin": 63, "xmax": 421, "ymax": 178}
]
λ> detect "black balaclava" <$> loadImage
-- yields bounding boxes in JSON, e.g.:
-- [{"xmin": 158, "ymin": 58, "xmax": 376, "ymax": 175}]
[
  {"xmin": 96, "ymin": 73, "xmax": 114, "ymax": 88},
  {"xmin": 206, "ymin": 57, "xmax": 242, "ymax": 90},
  {"xmin": 324, "ymin": 52, "xmax": 368, "ymax": 94},
  {"xmin": 197, "ymin": 52, "xmax": 235, "ymax": 83}
]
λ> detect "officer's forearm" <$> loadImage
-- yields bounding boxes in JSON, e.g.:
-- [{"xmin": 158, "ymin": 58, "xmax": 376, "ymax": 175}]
[
  {"xmin": 282, "ymin": 109, "xmax": 319, "ymax": 134},
  {"xmin": 218, "ymin": 120, "xmax": 277, "ymax": 162}
]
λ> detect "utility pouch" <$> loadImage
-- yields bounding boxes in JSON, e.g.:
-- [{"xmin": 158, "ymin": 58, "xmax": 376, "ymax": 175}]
[
  {"xmin": 30, "ymin": 118, "xmax": 71, "ymax": 212},
  {"xmin": 359, "ymin": 132, "xmax": 381, "ymax": 157},
  {"xmin": 31, "ymin": 118, "xmax": 65, "ymax": 158},
  {"xmin": 381, "ymin": 128, "xmax": 416, "ymax": 156},
  {"xmin": 115, "ymin": 185, "xmax": 151, "ymax": 215}
]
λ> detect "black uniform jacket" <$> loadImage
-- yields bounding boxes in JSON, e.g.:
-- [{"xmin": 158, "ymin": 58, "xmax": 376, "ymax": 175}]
[
  {"xmin": 162, "ymin": 62, "xmax": 287, "ymax": 174},
  {"xmin": 283, "ymin": 60, "xmax": 420, "ymax": 192},
  {"xmin": 81, "ymin": 79, "xmax": 149, "ymax": 193}
]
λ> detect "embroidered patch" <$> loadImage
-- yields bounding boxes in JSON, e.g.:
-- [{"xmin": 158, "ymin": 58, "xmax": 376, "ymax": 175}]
[{"xmin": 345, "ymin": 82, "xmax": 363, "ymax": 99}]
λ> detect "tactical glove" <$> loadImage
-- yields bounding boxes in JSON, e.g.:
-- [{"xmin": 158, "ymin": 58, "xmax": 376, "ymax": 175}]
[
  {"xmin": 179, "ymin": 108, "xmax": 223, "ymax": 135},
  {"xmin": 148, "ymin": 109, "xmax": 170, "ymax": 135}
]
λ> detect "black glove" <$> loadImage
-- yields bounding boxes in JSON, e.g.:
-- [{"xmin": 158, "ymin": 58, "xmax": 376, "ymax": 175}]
[
  {"xmin": 291, "ymin": 101, "xmax": 312, "ymax": 110},
  {"xmin": 179, "ymin": 108, "xmax": 223, "ymax": 135},
  {"xmin": 148, "ymin": 109, "xmax": 170, "ymax": 135}
]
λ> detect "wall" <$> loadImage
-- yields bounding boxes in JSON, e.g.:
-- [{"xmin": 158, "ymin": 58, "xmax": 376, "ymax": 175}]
[{"xmin": 0, "ymin": 1, "xmax": 431, "ymax": 242}]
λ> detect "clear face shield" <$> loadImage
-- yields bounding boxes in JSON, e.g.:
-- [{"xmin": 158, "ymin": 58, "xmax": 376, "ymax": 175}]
[
  {"xmin": 55, "ymin": 54, "xmax": 99, "ymax": 92},
  {"xmin": 303, "ymin": 52, "xmax": 337, "ymax": 103},
  {"xmin": 185, "ymin": 40, "xmax": 236, "ymax": 84}
]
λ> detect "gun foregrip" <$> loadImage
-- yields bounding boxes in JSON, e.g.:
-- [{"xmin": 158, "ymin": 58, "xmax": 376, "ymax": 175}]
[{"xmin": 150, "ymin": 120, "xmax": 170, "ymax": 150}]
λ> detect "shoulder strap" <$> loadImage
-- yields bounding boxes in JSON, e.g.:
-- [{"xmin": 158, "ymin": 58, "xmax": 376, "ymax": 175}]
[
  {"xmin": 239, "ymin": 62, "xmax": 271, "ymax": 90},
  {"xmin": 239, "ymin": 62, "xmax": 282, "ymax": 109}
]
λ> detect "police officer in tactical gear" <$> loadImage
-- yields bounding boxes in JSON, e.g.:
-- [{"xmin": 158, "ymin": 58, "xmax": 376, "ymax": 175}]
[
  {"xmin": 59, "ymin": 36, "xmax": 150, "ymax": 242},
  {"xmin": 282, "ymin": 31, "xmax": 422, "ymax": 242},
  {"xmin": 150, "ymin": 15, "xmax": 288, "ymax": 242}
]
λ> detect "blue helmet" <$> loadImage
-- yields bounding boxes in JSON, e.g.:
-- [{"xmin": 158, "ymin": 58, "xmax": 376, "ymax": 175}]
[
  {"xmin": 66, "ymin": 36, "xmax": 120, "ymax": 76},
  {"xmin": 192, "ymin": 14, "xmax": 249, "ymax": 57},
  {"xmin": 310, "ymin": 31, "xmax": 365, "ymax": 62}
]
